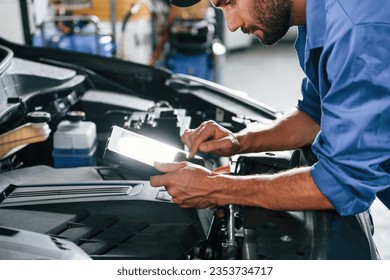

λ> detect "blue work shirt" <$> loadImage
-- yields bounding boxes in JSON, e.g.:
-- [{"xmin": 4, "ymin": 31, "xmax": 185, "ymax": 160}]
[{"xmin": 295, "ymin": 0, "xmax": 390, "ymax": 216}]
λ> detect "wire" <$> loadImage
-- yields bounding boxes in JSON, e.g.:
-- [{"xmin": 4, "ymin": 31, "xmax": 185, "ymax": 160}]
[{"xmin": 213, "ymin": 165, "xmax": 231, "ymax": 174}]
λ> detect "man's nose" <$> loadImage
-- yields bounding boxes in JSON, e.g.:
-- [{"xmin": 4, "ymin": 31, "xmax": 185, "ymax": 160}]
[{"xmin": 223, "ymin": 9, "xmax": 243, "ymax": 32}]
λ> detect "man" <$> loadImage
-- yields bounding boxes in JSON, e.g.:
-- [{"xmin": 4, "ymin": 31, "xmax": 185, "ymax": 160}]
[{"xmin": 150, "ymin": 0, "xmax": 390, "ymax": 258}]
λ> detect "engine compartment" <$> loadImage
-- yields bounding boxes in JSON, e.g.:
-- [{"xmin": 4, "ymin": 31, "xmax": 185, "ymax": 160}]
[{"xmin": 0, "ymin": 38, "xmax": 340, "ymax": 260}]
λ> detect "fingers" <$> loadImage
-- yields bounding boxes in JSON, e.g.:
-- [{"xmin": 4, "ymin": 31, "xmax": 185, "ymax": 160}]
[
  {"xmin": 154, "ymin": 161, "xmax": 186, "ymax": 173},
  {"xmin": 181, "ymin": 129, "xmax": 196, "ymax": 158},
  {"xmin": 182, "ymin": 121, "xmax": 219, "ymax": 158},
  {"xmin": 200, "ymin": 137, "xmax": 234, "ymax": 155},
  {"xmin": 182, "ymin": 128, "xmax": 205, "ymax": 158},
  {"xmin": 150, "ymin": 161, "xmax": 186, "ymax": 187},
  {"xmin": 149, "ymin": 174, "xmax": 164, "ymax": 187},
  {"xmin": 149, "ymin": 161, "xmax": 217, "ymax": 208},
  {"xmin": 190, "ymin": 122, "xmax": 216, "ymax": 157},
  {"xmin": 181, "ymin": 129, "xmax": 192, "ymax": 148}
]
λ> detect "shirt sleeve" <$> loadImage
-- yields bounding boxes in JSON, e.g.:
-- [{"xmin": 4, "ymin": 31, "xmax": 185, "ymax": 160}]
[
  {"xmin": 310, "ymin": 24, "xmax": 390, "ymax": 216},
  {"xmin": 297, "ymin": 77, "xmax": 322, "ymax": 125},
  {"xmin": 295, "ymin": 26, "xmax": 322, "ymax": 125}
]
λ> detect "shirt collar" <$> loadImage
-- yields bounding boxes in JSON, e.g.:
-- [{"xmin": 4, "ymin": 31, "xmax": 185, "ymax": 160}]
[{"xmin": 305, "ymin": 0, "xmax": 326, "ymax": 49}]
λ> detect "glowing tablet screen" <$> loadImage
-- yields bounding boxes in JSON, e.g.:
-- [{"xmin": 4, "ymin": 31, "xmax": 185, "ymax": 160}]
[{"xmin": 106, "ymin": 125, "xmax": 188, "ymax": 167}]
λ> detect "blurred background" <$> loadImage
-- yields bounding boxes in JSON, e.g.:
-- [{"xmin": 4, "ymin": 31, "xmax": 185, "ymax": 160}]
[{"xmin": 0, "ymin": 0, "xmax": 295, "ymax": 84}]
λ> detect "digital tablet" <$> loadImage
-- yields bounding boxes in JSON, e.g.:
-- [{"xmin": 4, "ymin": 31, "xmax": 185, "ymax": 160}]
[{"xmin": 103, "ymin": 126, "xmax": 205, "ymax": 177}]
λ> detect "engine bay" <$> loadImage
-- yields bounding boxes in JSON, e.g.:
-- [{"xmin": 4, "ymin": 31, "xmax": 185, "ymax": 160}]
[{"xmin": 0, "ymin": 38, "xmax": 338, "ymax": 260}]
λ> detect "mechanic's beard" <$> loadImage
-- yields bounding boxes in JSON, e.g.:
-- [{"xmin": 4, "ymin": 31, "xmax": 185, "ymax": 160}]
[{"xmin": 250, "ymin": 0, "xmax": 292, "ymax": 45}]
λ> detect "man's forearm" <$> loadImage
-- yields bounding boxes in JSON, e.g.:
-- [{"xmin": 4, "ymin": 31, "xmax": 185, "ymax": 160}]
[
  {"xmin": 236, "ymin": 109, "xmax": 320, "ymax": 154},
  {"xmin": 211, "ymin": 167, "xmax": 334, "ymax": 211}
]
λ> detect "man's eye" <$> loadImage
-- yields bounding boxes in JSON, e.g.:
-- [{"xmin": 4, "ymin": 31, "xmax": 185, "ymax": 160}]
[
  {"xmin": 211, "ymin": 0, "xmax": 233, "ymax": 9},
  {"xmin": 225, "ymin": 0, "xmax": 234, "ymax": 6}
]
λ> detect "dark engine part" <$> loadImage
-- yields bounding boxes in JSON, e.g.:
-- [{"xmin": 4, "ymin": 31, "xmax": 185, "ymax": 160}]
[
  {"xmin": 124, "ymin": 106, "xmax": 191, "ymax": 149},
  {"xmin": 0, "ymin": 165, "xmax": 209, "ymax": 260}
]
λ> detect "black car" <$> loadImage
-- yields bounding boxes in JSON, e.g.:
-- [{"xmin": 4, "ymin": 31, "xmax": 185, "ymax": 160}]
[{"xmin": 0, "ymin": 37, "xmax": 378, "ymax": 260}]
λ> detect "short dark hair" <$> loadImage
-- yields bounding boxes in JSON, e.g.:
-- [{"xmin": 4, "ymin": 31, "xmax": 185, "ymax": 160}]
[{"xmin": 170, "ymin": 0, "xmax": 201, "ymax": 8}]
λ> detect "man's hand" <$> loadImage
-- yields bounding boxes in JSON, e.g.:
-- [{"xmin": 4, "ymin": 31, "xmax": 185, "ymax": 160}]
[
  {"xmin": 181, "ymin": 120, "xmax": 240, "ymax": 158},
  {"xmin": 149, "ymin": 162, "xmax": 334, "ymax": 211},
  {"xmin": 150, "ymin": 161, "xmax": 219, "ymax": 208}
]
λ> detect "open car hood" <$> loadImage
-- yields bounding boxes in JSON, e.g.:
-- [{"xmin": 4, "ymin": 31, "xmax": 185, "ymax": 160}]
[{"xmin": 0, "ymin": 37, "xmax": 369, "ymax": 260}]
